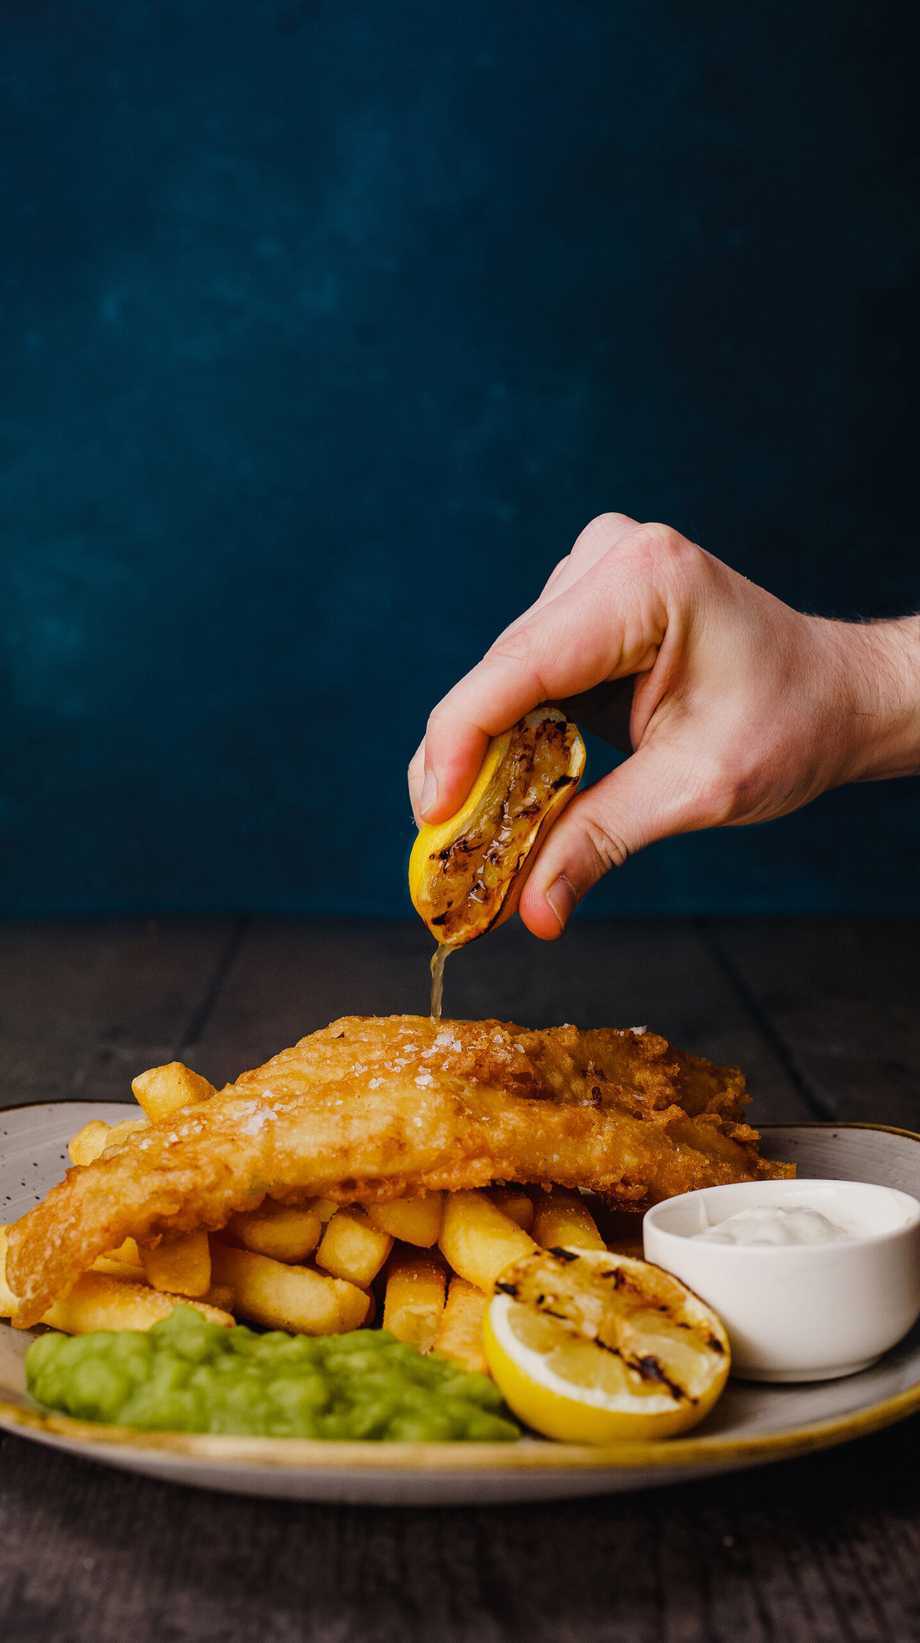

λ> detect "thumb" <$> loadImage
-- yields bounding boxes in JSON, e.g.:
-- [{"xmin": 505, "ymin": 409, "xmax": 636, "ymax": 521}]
[{"xmin": 518, "ymin": 745, "xmax": 697, "ymax": 939}]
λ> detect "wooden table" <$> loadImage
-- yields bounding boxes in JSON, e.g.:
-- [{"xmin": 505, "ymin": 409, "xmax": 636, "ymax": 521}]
[{"xmin": 1, "ymin": 917, "xmax": 918, "ymax": 1642}]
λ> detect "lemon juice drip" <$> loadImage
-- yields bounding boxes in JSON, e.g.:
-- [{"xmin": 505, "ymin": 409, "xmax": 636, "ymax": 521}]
[{"xmin": 429, "ymin": 945, "xmax": 454, "ymax": 1022}]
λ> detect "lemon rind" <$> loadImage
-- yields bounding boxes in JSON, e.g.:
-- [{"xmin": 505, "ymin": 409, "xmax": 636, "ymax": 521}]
[{"xmin": 409, "ymin": 730, "xmax": 513, "ymax": 877}]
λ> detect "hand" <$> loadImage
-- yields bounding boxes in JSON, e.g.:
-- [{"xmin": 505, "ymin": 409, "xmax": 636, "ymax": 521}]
[{"xmin": 408, "ymin": 513, "xmax": 920, "ymax": 939}]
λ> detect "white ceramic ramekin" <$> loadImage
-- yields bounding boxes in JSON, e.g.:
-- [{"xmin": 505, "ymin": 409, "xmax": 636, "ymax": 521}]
[{"xmin": 643, "ymin": 1179, "xmax": 920, "ymax": 1382}]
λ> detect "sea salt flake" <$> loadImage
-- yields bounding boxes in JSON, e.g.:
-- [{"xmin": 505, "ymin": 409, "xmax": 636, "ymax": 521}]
[
  {"xmin": 237, "ymin": 1101, "xmax": 275, "ymax": 1136},
  {"xmin": 433, "ymin": 1029, "xmax": 461, "ymax": 1051}
]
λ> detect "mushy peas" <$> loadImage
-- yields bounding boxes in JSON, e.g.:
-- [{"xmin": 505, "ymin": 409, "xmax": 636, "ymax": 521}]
[{"xmin": 25, "ymin": 1306, "xmax": 520, "ymax": 1442}]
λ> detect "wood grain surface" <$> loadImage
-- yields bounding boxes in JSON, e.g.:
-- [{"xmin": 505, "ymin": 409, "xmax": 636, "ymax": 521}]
[{"xmin": 0, "ymin": 917, "xmax": 917, "ymax": 1643}]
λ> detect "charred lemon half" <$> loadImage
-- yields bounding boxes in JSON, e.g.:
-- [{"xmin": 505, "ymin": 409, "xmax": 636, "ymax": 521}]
[
  {"xmin": 409, "ymin": 706, "xmax": 586, "ymax": 945},
  {"xmin": 483, "ymin": 1247, "xmax": 730, "ymax": 1444}
]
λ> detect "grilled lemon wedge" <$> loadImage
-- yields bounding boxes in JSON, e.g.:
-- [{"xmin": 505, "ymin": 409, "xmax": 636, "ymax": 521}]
[
  {"xmin": 409, "ymin": 706, "xmax": 586, "ymax": 946},
  {"xmin": 483, "ymin": 1247, "xmax": 730, "ymax": 1444}
]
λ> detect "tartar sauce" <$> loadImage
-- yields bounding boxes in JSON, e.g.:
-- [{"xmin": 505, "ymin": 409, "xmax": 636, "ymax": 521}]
[{"xmin": 694, "ymin": 1205, "xmax": 853, "ymax": 1246}]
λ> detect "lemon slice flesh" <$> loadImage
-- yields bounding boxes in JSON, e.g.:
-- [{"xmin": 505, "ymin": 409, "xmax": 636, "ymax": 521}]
[
  {"xmin": 483, "ymin": 1247, "xmax": 730, "ymax": 1444},
  {"xmin": 409, "ymin": 706, "xmax": 586, "ymax": 946}
]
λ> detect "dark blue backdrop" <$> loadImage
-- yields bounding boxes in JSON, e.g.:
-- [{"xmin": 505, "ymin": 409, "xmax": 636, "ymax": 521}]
[{"xmin": 2, "ymin": 1, "xmax": 918, "ymax": 917}]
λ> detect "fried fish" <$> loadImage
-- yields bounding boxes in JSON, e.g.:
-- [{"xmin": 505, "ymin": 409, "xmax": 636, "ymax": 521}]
[{"xmin": 5, "ymin": 1015, "xmax": 791, "ymax": 1327}]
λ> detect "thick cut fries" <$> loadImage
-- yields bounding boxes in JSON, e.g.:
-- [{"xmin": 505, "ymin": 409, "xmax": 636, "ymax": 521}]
[
  {"xmin": 42, "ymin": 1273, "xmax": 233, "ymax": 1333},
  {"xmin": 315, "ymin": 1209, "xmax": 393, "ymax": 1287},
  {"xmin": 210, "ymin": 1243, "xmax": 369, "ymax": 1334},
  {"xmin": 439, "ymin": 1191, "xmax": 537, "ymax": 1292},
  {"xmin": 0, "ymin": 1229, "xmax": 15, "ymax": 1316},
  {"xmin": 92, "ymin": 1256, "xmax": 148, "ymax": 1280},
  {"xmin": 91, "ymin": 1236, "xmax": 143, "ymax": 1278},
  {"xmin": 488, "ymin": 1188, "xmax": 534, "ymax": 1232},
  {"xmin": 108, "ymin": 1238, "xmax": 142, "ymax": 1267},
  {"xmin": 131, "ymin": 1061, "xmax": 216, "ymax": 1122},
  {"xmin": 227, "ymin": 1203, "xmax": 323, "ymax": 1263},
  {"xmin": 434, "ymin": 1277, "xmax": 488, "ymax": 1374},
  {"xmin": 532, "ymin": 1190, "xmax": 606, "ymax": 1251},
  {"xmin": 366, "ymin": 1194, "xmax": 443, "ymax": 1248},
  {"xmin": 141, "ymin": 1230, "xmax": 212, "ymax": 1297},
  {"xmin": 202, "ymin": 1283, "xmax": 235, "ymax": 1311},
  {"xmin": 382, "ymin": 1248, "xmax": 447, "ymax": 1351},
  {"xmin": 68, "ymin": 1120, "xmax": 113, "ymax": 1168},
  {"xmin": 311, "ymin": 1198, "xmax": 338, "ymax": 1222},
  {"xmin": 68, "ymin": 1118, "xmax": 147, "ymax": 1168}
]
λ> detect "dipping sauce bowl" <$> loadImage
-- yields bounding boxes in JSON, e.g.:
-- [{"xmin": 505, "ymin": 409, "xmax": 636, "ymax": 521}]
[{"xmin": 643, "ymin": 1179, "xmax": 920, "ymax": 1382}]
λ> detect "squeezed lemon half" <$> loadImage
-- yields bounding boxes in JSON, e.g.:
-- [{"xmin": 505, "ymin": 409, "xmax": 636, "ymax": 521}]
[
  {"xmin": 483, "ymin": 1247, "xmax": 730, "ymax": 1444},
  {"xmin": 409, "ymin": 706, "xmax": 586, "ymax": 945}
]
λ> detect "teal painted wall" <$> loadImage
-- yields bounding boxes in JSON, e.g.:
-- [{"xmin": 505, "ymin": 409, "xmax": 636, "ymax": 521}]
[{"xmin": 2, "ymin": 1, "xmax": 918, "ymax": 916}]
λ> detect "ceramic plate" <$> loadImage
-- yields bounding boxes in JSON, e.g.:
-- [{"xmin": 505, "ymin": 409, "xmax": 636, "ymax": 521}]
[{"xmin": 2, "ymin": 1103, "xmax": 920, "ymax": 1506}]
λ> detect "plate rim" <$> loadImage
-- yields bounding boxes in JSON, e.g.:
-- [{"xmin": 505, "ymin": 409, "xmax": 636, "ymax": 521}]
[{"xmin": 2, "ymin": 1106, "xmax": 920, "ymax": 1476}]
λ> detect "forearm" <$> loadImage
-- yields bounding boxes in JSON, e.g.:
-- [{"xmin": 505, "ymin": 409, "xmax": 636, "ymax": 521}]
[{"xmin": 831, "ymin": 616, "xmax": 920, "ymax": 783}]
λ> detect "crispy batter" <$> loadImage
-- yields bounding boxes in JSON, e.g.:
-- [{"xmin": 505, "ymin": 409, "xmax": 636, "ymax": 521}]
[
  {"xmin": 5, "ymin": 1016, "xmax": 790, "ymax": 1326},
  {"xmin": 235, "ymin": 1016, "xmax": 752, "ymax": 1122}
]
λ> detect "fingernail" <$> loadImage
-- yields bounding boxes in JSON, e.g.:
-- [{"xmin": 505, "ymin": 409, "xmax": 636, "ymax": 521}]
[
  {"xmin": 420, "ymin": 770, "xmax": 439, "ymax": 819},
  {"xmin": 545, "ymin": 874, "xmax": 577, "ymax": 932}
]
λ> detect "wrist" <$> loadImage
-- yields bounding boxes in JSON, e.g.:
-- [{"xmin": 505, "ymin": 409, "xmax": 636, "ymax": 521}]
[{"xmin": 825, "ymin": 616, "xmax": 920, "ymax": 784}]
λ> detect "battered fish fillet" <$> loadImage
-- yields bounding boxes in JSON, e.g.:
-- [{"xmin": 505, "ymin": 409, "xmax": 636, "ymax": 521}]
[{"xmin": 5, "ymin": 1016, "xmax": 791, "ymax": 1327}]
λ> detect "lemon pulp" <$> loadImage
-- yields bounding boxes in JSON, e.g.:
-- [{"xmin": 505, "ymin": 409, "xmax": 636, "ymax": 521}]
[
  {"xmin": 483, "ymin": 1247, "xmax": 731, "ymax": 1444},
  {"xmin": 410, "ymin": 706, "xmax": 586, "ymax": 950}
]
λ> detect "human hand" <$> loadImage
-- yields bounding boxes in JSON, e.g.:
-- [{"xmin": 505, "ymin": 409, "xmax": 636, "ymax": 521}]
[{"xmin": 408, "ymin": 513, "xmax": 920, "ymax": 938}]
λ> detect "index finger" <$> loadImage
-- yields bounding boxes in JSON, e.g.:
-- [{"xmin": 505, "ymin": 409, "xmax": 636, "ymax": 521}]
[
  {"xmin": 419, "ymin": 545, "xmax": 666, "ymax": 821},
  {"xmin": 414, "ymin": 515, "xmax": 640, "ymax": 823}
]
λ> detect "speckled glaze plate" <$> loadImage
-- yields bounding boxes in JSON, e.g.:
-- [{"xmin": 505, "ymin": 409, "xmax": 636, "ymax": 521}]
[{"xmin": 2, "ymin": 1104, "xmax": 920, "ymax": 1505}]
